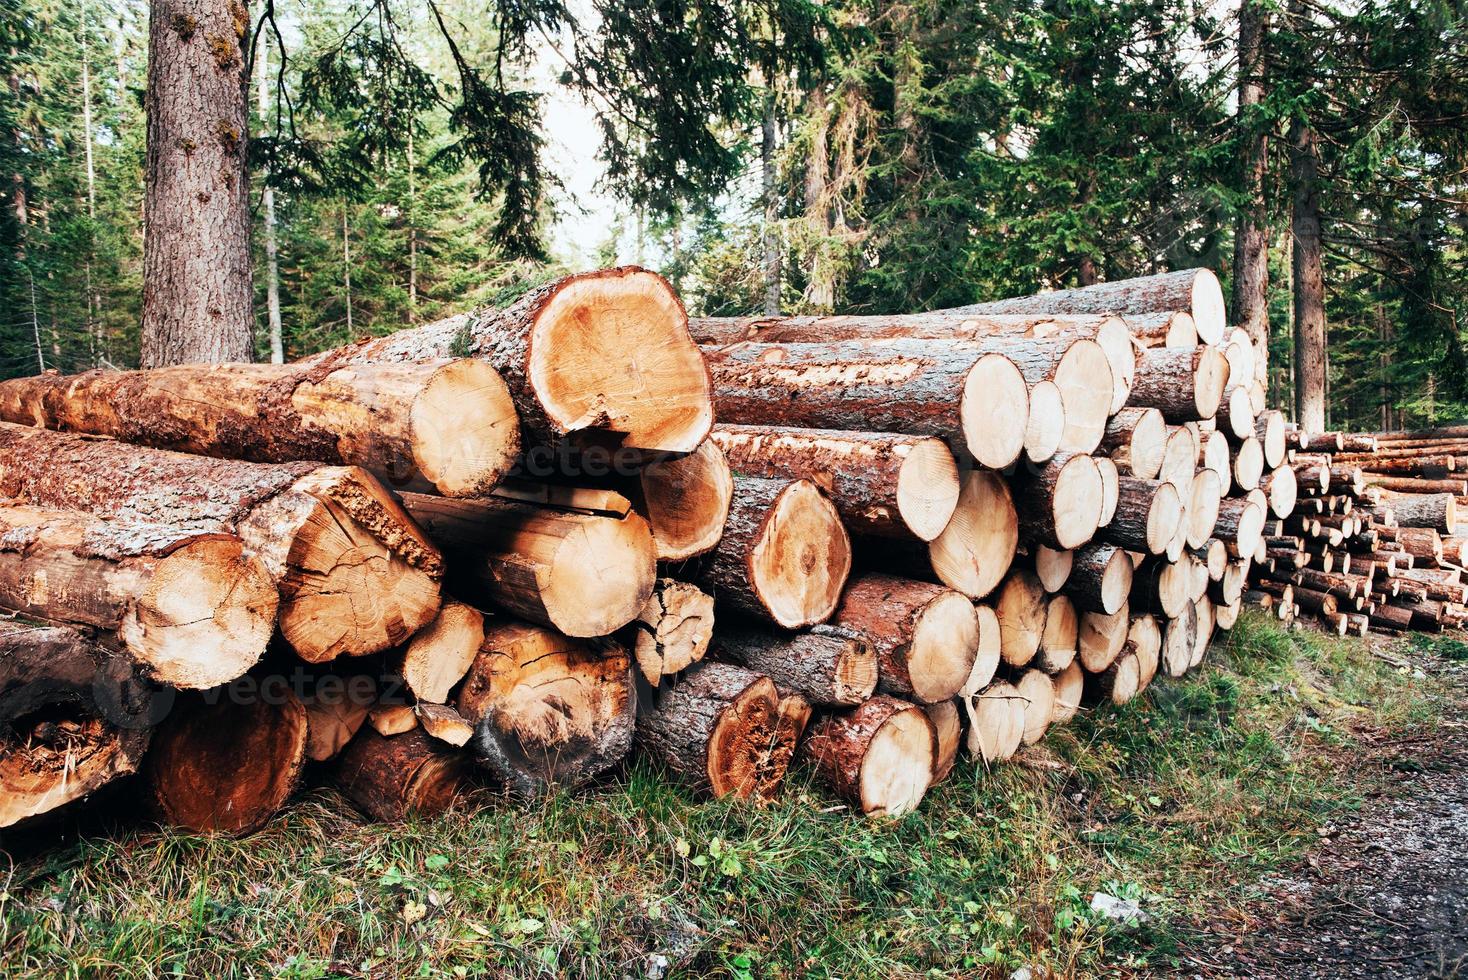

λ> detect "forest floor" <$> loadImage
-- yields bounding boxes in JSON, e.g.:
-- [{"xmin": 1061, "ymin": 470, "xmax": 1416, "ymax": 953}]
[{"xmin": 0, "ymin": 612, "xmax": 1464, "ymax": 980}]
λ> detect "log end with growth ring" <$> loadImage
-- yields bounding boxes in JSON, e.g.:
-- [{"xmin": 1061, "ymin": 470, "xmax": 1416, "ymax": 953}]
[
  {"xmin": 1146, "ymin": 480, "xmax": 1184, "ymax": 555},
  {"xmin": 1093, "ymin": 316, "xmax": 1137, "ymax": 415},
  {"xmin": 542, "ymin": 510, "xmax": 659, "ymax": 638},
  {"xmin": 1189, "ymin": 269, "xmax": 1227, "ymax": 345},
  {"xmin": 928, "ymin": 470, "xmax": 1019, "ymax": 600},
  {"xmin": 896, "ymin": 437, "xmax": 964, "ymax": 541},
  {"xmin": 1024, "ymin": 380, "xmax": 1065, "ymax": 464},
  {"xmin": 527, "ymin": 268, "xmax": 713, "ymax": 453},
  {"xmin": 638, "ymin": 440, "xmax": 734, "ymax": 560},
  {"xmin": 1049, "ymin": 453, "xmax": 1105, "ymax": 550},
  {"xmin": 750, "ymin": 480, "xmax": 852, "ymax": 628},
  {"xmin": 1191, "ymin": 347, "xmax": 1231, "ymax": 420},
  {"xmin": 964, "ymin": 681, "xmax": 1025, "ymax": 763},
  {"xmin": 1053, "ymin": 338, "xmax": 1115, "ymax": 454},
  {"xmin": 409, "ymin": 360, "xmax": 522, "ymax": 496},
  {"xmin": 806, "ymin": 695, "xmax": 936, "ymax": 818},
  {"xmin": 960, "ymin": 353, "xmax": 1030, "ymax": 469},
  {"xmin": 905, "ymin": 589, "xmax": 984, "ymax": 703}
]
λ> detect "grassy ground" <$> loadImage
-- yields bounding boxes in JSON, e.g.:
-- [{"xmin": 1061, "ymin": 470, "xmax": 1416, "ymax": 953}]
[{"xmin": 1, "ymin": 611, "xmax": 1462, "ymax": 979}]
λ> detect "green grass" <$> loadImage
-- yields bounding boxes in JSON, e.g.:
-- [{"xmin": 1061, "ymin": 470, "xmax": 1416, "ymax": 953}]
[{"xmin": 1, "ymin": 612, "xmax": 1459, "ymax": 979}]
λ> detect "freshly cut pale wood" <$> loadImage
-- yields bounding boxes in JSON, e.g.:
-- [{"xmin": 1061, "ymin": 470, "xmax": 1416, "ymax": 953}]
[
  {"xmin": 713, "ymin": 623, "xmax": 877, "ymax": 706},
  {"xmin": 1015, "ymin": 669, "xmax": 1056, "ymax": 744},
  {"xmin": 627, "ymin": 579, "xmax": 715, "ymax": 685},
  {"xmin": 1066, "ymin": 543, "xmax": 1133, "ymax": 615},
  {"xmin": 1133, "ymin": 559, "xmax": 1191, "ymax": 618},
  {"xmin": 963, "ymin": 681, "xmax": 1026, "ymax": 763},
  {"xmin": 0, "ymin": 623, "xmax": 154, "ymax": 828},
  {"xmin": 704, "ymin": 339, "xmax": 1030, "ymax": 469},
  {"xmin": 1025, "ymin": 380, "xmax": 1066, "ymax": 464},
  {"xmin": 1032, "ymin": 595, "xmax": 1079, "ymax": 673},
  {"xmin": 1193, "ymin": 537, "xmax": 1228, "ymax": 580},
  {"xmin": 1159, "ymin": 425, "xmax": 1200, "ymax": 486},
  {"xmin": 367, "ymin": 703, "xmax": 418, "ymax": 737},
  {"xmin": 1078, "ymin": 605, "xmax": 1130, "ymax": 672},
  {"xmin": 959, "ymin": 604, "xmax": 1004, "ymax": 696},
  {"xmin": 1124, "ymin": 310, "xmax": 1199, "ymax": 348},
  {"xmin": 1089, "ymin": 652, "xmax": 1141, "ymax": 705},
  {"xmin": 0, "ymin": 503, "xmax": 277, "ymax": 689},
  {"xmin": 1129, "ymin": 346, "xmax": 1230, "ymax": 422},
  {"xmin": 957, "ymin": 269, "xmax": 1226, "ymax": 345},
  {"xmin": 709, "ymin": 425, "xmax": 960, "ymax": 541},
  {"xmin": 1034, "ymin": 545, "xmax": 1073, "ymax": 592},
  {"xmin": 457, "ymin": 622, "xmax": 635, "ymax": 795},
  {"xmin": 1160, "ymin": 601, "xmax": 1200, "ymax": 677},
  {"xmin": 303, "ymin": 267, "xmax": 713, "ymax": 455},
  {"xmin": 146, "ymin": 689, "xmax": 309, "ymax": 835},
  {"xmin": 1185, "ymin": 469, "xmax": 1223, "ymax": 550},
  {"xmin": 1190, "ymin": 597, "xmax": 1215, "ymax": 669},
  {"xmin": 1129, "ymin": 614, "xmax": 1162, "ymax": 691},
  {"xmin": 1016, "ymin": 452, "xmax": 1104, "ymax": 550},
  {"xmin": 1101, "ymin": 407, "xmax": 1167, "ymax": 480},
  {"xmin": 996, "ymin": 568, "xmax": 1047, "ymax": 668},
  {"xmin": 334, "ymin": 728, "xmax": 470, "ymax": 823},
  {"xmin": 1231, "ymin": 436, "xmax": 1265, "ymax": 493},
  {"xmin": 693, "ymin": 476, "xmax": 851, "ymax": 628},
  {"xmin": 926, "ymin": 470, "xmax": 1019, "ymax": 600},
  {"xmin": 1214, "ymin": 498, "xmax": 1266, "ymax": 558},
  {"xmin": 401, "ymin": 492, "xmax": 655, "ymax": 638},
  {"xmin": 1256, "ymin": 410, "xmax": 1287, "ymax": 467},
  {"xmin": 1224, "ymin": 328, "xmax": 1257, "ymax": 389},
  {"xmin": 633, "ymin": 440, "xmax": 733, "ymax": 560},
  {"xmin": 804, "ymin": 695, "xmax": 936, "ymax": 817},
  {"xmin": 1102, "ymin": 477, "xmax": 1181, "ymax": 555},
  {"xmin": 834, "ymin": 574, "xmax": 980, "ymax": 704},
  {"xmin": 1261, "ymin": 464, "xmax": 1298, "ymax": 519},
  {"xmin": 416, "ymin": 703, "xmax": 475, "ymax": 747},
  {"xmin": 1217, "ymin": 386, "xmax": 1256, "ymax": 442},
  {"xmin": 397, "ymin": 601, "xmax": 484, "ymax": 703},
  {"xmin": 1051, "ymin": 660, "xmax": 1085, "ymax": 724},
  {"xmin": 1201, "ymin": 429, "xmax": 1233, "ymax": 494},
  {"xmin": 0, "ymin": 424, "xmax": 443, "ymax": 663},
  {"xmin": 999, "ymin": 337, "xmax": 1114, "ymax": 454},
  {"xmin": 923, "ymin": 700, "xmax": 963, "ymax": 784},
  {"xmin": 1096, "ymin": 456, "xmax": 1120, "ymax": 526},
  {"xmin": 0, "ymin": 360, "xmax": 521, "ymax": 497},
  {"xmin": 303, "ymin": 676, "xmax": 375, "ymax": 762}
]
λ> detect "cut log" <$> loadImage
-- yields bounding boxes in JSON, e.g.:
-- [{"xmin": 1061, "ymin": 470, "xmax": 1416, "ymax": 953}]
[
  {"xmin": 1201, "ymin": 429, "xmax": 1233, "ymax": 494},
  {"xmin": 1129, "ymin": 614, "xmax": 1162, "ymax": 691},
  {"xmin": 956, "ymin": 269, "xmax": 1226, "ymax": 345},
  {"xmin": 1034, "ymin": 545, "xmax": 1074, "ymax": 592},
  {"xmin": 631, "ymin": 440, "xmax": 733, "ymax": 560},
  {"xmin": 333, "ymin": 728, "xmax": 470, "ymax": 823},
  {"xmin": 997, "ymin": 337, "xmax": 1114, "ymax": 454},
  {"xmin": 1089, "ymin": 652, "xmax": 1141, "ymax": 706},
  {"xmin": 0, "ymin": 423, "xmax": 443, "ymax": 662},
  {"xmin": 1215, "ymin": 597, "xmax": 1243, "ymax": 630},
  {"xmin": 1160, "ymin": 601, "xmax": 1200, "ymax": 677},
  {"xmin": 1078, "ymin": 604, "xmax": 1130, "ymax": 672},
  {"xmin": 1123, "ymin": 310, "xmax": 1199, "ymax": 348},
  {"xmin": 457, "ymin": 622, "xmax": 635, "ymax": 795},
  {"xmin": 416, "ymin": 703, "xmax": 475, "ymax": 747},
  {"xmin": 709, "ymin": 425, "xmax": 960, "ymax": 541},
  {"xmin": 0, "ymin": 360, "xmax": 520, "ymax": 498},
  {"xmin": 0, "ymin": 623, "xmax": 154, "ymax": 828},
  {"xmin": 1066, "ymin": 543, "xmax": 1134, "ymax": 615},
  {"xmin": 963, "ymin": 681, "xmax": 1025, "ymax": 763},
  {"xmin": 627, "ymin": 579, "xmax": 715, "ymax": 686},
  {"xmin": 401, "ymin": 492, "xmax": 655, "ymax": 638},
  {"xmin": 1016, "ymin": 452, "xmax": 1104, "ymax": 550},
  {"xmin": 1365, "ymin": 475, "xmax": 1466, "ymax": 495},
  {"xmin": 1015, "ymin": 669, "xmax": 1056, "ymax": 744},
  {"xmin": 1102, "ymin": 477, "xmax": 1181, "ymax": 555},
  {"xmin": 1128, "ymin": 346, "xmax": 1230, "ymax": 422},
  {"xmin": 1159, "ymin": 425, "xmax": 1200, "ymax": 487},
  {"xmin": 803, "ymin": 695, "xmax": 936, "ymax": 817},
  {"xmin": 713, "ymin": 623, "xmax": 877, "ymax": 706},
  {"xmin": 1024, "ymin": 380, "xmax": 1066, "ymax": 464},
  {"xmin": 1214, "ymin": 498, "xmax": 1266, "ymax": 558},
  {"xmin": 146, "ymin": 688, "xmax": 309, "ymax": 834},
  {"xmin": 1194, "ymin": 537, "xmax": 1228, "ymax": 580},
  {"xmin": 1256, "ymin": 410, "xmax": 1287, "ymax": 467},
  {"xmin": 396, "ymin": 601, "xmax": 484, "ymax": 703},
  {"xmin": 1261, "ymin": 464, "xmax": 1298, "ymax": 519},
  {"xmin": 1218, "ymin": 386, "xmax": 1256, "ymax": 442},
  {"xmin": 1232, "ymin": 436, "xmax": 1265, "ymax": 492},
  {"xmin": 1385, "ymin": 493, "xmax": 1456, "ymax": 533},
  {"xmin": 834, "ymin": 574, "xmax": 981, "ymax": 704},
  {"xmin": 1184, "ymin": 469, "xmax": 1223, "ymax": 549},
  {"xmin": 996, "ymin": 568, "xmax": 1047, "ymax": 668},
  {"xmin": 1133, "ymin": 559, "xmax": 1191, "ymax": 618},
  {"xmin": 1190, "ymin": 597, "xmax": 1215, "ymax": 668},
  {"xmin": 302, "ymin": 675, "xmax": 376, "ymax": 762},
  {"xmin": 925, "ymin": 470, "xmax": 1020, "ymax": 600},
  {"xmin": 0, "ymin": 503, "xmax": 277, "ymax": 689},
  {"xmin": 960, "ymin": 604, "xmax": 1004, "ymax": 696},
  {"xmin": 367, "ymin": 702, "xmax": 418, "ymax": 737},
  {"xmin": 1096, "ymin": 456, "xmax": 1120, "ymax": 526},
  {"xmin": 302, "ymin": 267, "xmax": 713, "ymax": 455},
  {"xmin": 1101, "ymin": 407, "xmax": 1167, "ymax": 480},
  {"xmin": 1050, "ymin": 660, "xmax": 1085, "ymax": 724},
  {"xmin": 923, "ymin": 699, "xmax": 962, "ymax": 784},
  {"xmin": 1033, "ymin": 595, "xmax": 1079, "ymax": 673},
  {"xmin": 692, "ymin": 476, "xmax": 851, "ymax": 628},
  {"xmin": 703, "ymin": 339, "xmax": 1030, "ymax": 469}
]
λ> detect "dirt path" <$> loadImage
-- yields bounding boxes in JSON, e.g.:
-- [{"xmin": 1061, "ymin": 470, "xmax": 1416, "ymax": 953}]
[{"xmin": 1176, "ymin": 663, "xmax": 1468, "ymax": 980}]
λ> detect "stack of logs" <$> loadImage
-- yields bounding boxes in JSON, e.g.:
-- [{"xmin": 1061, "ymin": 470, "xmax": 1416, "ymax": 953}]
[
  {"xmin": 2, "ymin": 264, "xmax": 1290, "ymax": 832},
  {"xmin": 1248, "ymin": 427, "xmax": 1468, "ymax": 635}
]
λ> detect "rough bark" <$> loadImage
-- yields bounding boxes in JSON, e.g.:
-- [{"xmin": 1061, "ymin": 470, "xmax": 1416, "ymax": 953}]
[
  {"xmin": 1066, "ymin": 542, "xmax": 1133, "ymax": 615},
  {"xmin": 1387, "ymin": 493, "xmax": 1455, "ymax": 532},
  {"xmin": 141, "ymin": 0, "xmax": 253, "ymax": 367},
  {"xmin": 1101, "ymin": 477, "xmax": 1180, "ymax": 555},
  {"xmin": 1100, "ymin": 407, "xmax": 1167, "ymax": 480},
  {"xmin": 1233, "ymin": 0, "xmax": 1271, "ymax": 369},
  {"xmin": 713, "ymin": 622, "xmax": 877, "ymax": 706},
  {"xmin": 803, "ymin": 695, "xmax": 936, "ymax": 817},
  {"xmin": 1288, "ymin": 56, "xmax": 1327, "ymax": 433},
  {"xmin": 1128, "ymin": 346, "xmax": 1230, "ymax": 422},
  {"xmin": 1015, "ymin": 452, "xmax": 1104, "ymax": 550},
  {"xmin": 334, "ymin": 728, "xmax": 470, "ymax": 823},
  {"xmin": 832, "ymin": 574, "xmax": 980, "ymax": 704}
]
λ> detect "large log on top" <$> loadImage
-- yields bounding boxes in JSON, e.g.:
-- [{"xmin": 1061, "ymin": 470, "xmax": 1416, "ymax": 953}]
[
  {"xmin": 833, "ymin": 574, "xmax": 981, "ymax": 704},
  {"xmin": 954, "ymin": 269, "xmax": 1227, "ymax": 345},
  {"xmin": 0, "ymin": 360, "xmax": 520, "ymax": 498},
  {"xmin": 637, "ymin": 662, "xmax": 797, "ymax": 801},
  {"xmin": 1, "ymin": 623, "xmax": 155, "ymax": 829},
  {"xmin": 712, "ymin": 622, "xmax": 877, "ymax": 706},
  {"xmin": 692, "ymin": 476, "xmax": 851, "ymax": 629},
  {"xmin": 300, "ymin": 267, "xmax": 713, "ymax": 455},
  {"xmin": 803, "ymin": 695, "xmax": 936, "ymax": 817},
  {"xmin": 0, "ymin": 423, "xmax": 442, "ymax": 662},
  {"xmin": 1127, "ymin": 346, "xmax": 1230, "ymax": 422},
  {"xmin": 0, "ymin": 503, "xmax": 277, "ymax": 689},
  {"xmin": 702, "ymin": 338, "xmax": 1031, "ymax": 470},
  {"xmin": 334, "ymin": 728, "xmax": 471, "ymax": 823},
  {"xmin": 400, "ymin": 492, "xmax": 655, "ymax": 638},
  {"xmin": 709, "ymin": 425, "xmax": 960, "ymax": 542},
  {"xmin": 146, "ymin": 688, "xmax": 309, "ymax": 835},
  {"xmin": 457, "ymin": 621, "xmax": 635, "ymax": 796}
]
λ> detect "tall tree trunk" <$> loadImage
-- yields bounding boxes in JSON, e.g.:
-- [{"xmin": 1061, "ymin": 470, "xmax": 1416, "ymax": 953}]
[
  {"xmin": 342, "ymin": 204, "xmax": 353, "ymax": 337},
  {"xmin": 141, "ymin": 0, "xmax": 254, "ymax": 366},
  {"xmin": 81, "ymin": 1, "xmax": 102, "ymax": 365},
  {"xmin": 803, "ymin": 85, "xmax": 833, "ymax": 310},
  {"xmin": 1232, "ymin": 0, "xmax": 1270, "ymax": 370},
  {"xmin": 1288, "ymin": 102, "xmax": 1326, "ymax": 432},
  {"xmin": 761, "ymin": 92, "xmax": 781, "ymax": 315},
  {"xmin": 407, "ymin": 126, "xmax": 417, "ymax": 322},
  {"xmin": 257, "ymin": 36, "xmax": 283, "ymax": 363}
]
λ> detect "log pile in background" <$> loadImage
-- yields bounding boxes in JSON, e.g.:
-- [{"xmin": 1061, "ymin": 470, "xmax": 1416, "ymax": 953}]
[{"xmin": 0, "ymin": 263, "xmax": 1351, "ymax": 837}]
